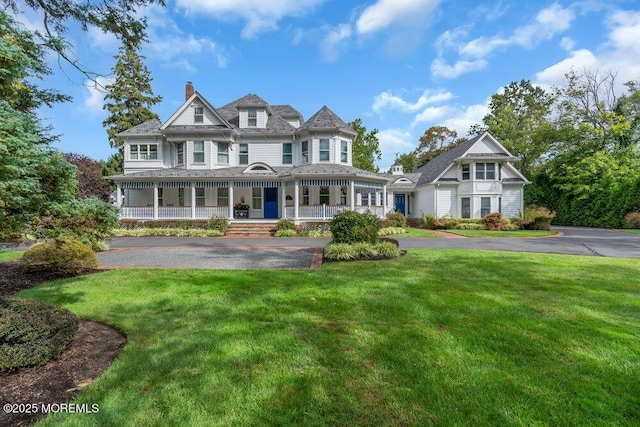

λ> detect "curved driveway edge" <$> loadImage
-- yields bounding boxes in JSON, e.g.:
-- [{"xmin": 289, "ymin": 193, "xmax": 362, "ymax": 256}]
[{"xmin": 99, "ymin": 227, "xmax": 640, "ymax": 269}]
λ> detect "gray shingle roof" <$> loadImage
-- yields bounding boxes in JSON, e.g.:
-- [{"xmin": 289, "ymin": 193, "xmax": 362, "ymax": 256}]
[
  {"xmin": 283, "ymin": 163, "xmax": 385, "ymax": 180},
  {"xmin": 116, "ymin": 119, "xmax": 162, "ymax": 137},
  {"xmin": 386, "ymin": 173, "xmax": 421, "ymax": 189},
  {"xmin": 215, "ymin": 94, "xmax": 297, "ymax": 134},
  {"xmin": 414, "ymin": 134, "xmax": 481, "ymax": 186},
  {"xmin": 298, "ymin": 106, "xmax": 356, "ymax": 135},
  {"xmin": 272, "ymin": 105, "xmax": 302, "ymax": 120}
]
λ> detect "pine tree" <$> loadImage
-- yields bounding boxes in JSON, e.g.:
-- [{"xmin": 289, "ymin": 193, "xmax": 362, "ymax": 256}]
[{"xmin": 102, "ymin": 43, "xmax": 162, "ymax": 149}]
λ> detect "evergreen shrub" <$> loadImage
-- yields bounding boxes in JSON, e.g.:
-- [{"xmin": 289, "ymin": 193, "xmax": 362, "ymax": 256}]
[
  {"xmin": 329, "ymin": 211, "xmax": 380, "ymax": 244},
  {"xmin": 20, "ymin": 238, "xmax": 98, "ymax": 275}
]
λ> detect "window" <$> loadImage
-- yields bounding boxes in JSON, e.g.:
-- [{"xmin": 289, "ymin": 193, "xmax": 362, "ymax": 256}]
[
  {"xmin": 239, "ymin": 144, "xmax": 249, "ymax": 165},
  {"xmin": 481, "ymin": 197, "xmax": 491, "ymax": 217},
  {"xmin": 177, "ymin": 143, "xmax": 184, "ymax": 165},
  {"xmin": 195, "ymin": 188, "xmax": 205, "ymax": 207},
  {"xmin": 499, "ymin": 197, "xmax": 502, "ymax": 213},
  {"xmin": 178, "ymin": 188, "xmax": 185, "ymax": 206},
  {"xmin": 217, "ymin": 188, "xmax": 228, "ymax": 207},
  {"xmin": 129, "ymin": 144, "xmax": 157, "ymax": 160},
  {"xmin": 476, "ymin": 163, "xmax": 496, "ymax": 180},
  {"xmin": 362, "ymin": 192, "xmax": 369, "ymax": 206},
  {"xmin": 194, "ymin": 107, "xmax": 203, "ymax": 123},
  {"xmin": 461, "ymin": 197, "xmax": 471, "ymax": 218},
  {"xmin": 341, "ymin": 141, "xmax": 348, "ymax": 163},
  {"xmin": 248, "ymin": 109, "xmax": 257, "ymax": 127},
  {"xmin": 217, "ymin": 142, "xmax": 229, "ymax": 164},
  {"xmin": 252, "ymin": 187, "xmax": 262, "ymax": 209},
  {"xmin": 340, "ymin": 186, "xmax": 347, "ymax": 205},
  {"xmin": 462, "ymin": 164, "xmax": 470, "ymax": 180},
  {"xmin": 319, "ymin": 186, "xmax": 330, "ymax": 204},
  {"xmin": 158, "ymin": 188, "xmax": 163, "ymax": 207},
  {"xmin": 282, "ymin": 143, "xmax": 292, "ymax": 164},
  {"xmin": 319, "ymin": 139, "xmax": 330, "ymax": 161},
  {"xmin": 302, "ymin": 141, "xmax": 309, "ymax": 163},
  {"xmin": 302, "ymin": 187, "xmax": 309, "ymax": 205},
  {"xmin": 193, "ymin": 141, "xmax": 205, "ymax": 163}
]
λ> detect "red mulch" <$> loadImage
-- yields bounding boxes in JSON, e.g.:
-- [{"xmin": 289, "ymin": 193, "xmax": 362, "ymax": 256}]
[{"xmin": 0, "ymin": 260, "xmax": 126, "ymax": 426}]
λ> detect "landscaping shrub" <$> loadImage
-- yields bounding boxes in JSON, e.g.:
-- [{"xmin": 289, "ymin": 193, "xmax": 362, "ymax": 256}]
[
  {"xmin": 276, "ymin": 219, "xmax": 296, "ymax": 231},
  {"xmin": 482, "ymin": 213, "xmax": 511, "ymax": 231},
  {"xmin": 384, "ymin": 211, "xmax": 407, "ymax": 228},
  {"xmin": 374, "ymin": 241, "xmax": 401, "ymax": 258},
  {"xmin": 625, "ymin": 212, "xmax": 640, "ymax": 229},
  {"xmin": 0, "ymin": 297, "xmax": 78, "ymax": 370},
  {"xmin": 208, "ymin": 216, "xmax": 229, "ymax": 233},
  {"xmin": 436, "ymin": 217, "xmax": 459, "ymax": 229},
  {"xmin": 20, "ymin": 238, "xmax": 98, "ymax": 275},
  {"xmin": 518, "ymin": 206, "xmax": 557, "ymax": 230},
  {"xmin": 274, "ymin": 229, "xmax": 297, "ymax": 237},
  {"xmin": 353, "ymin": 242, "xmax": 379, "ymax": 258},
  {"xmin": 379, "ymin": 227, "xmax": 408, "ymax": 236},
  {"xmin": 324, "ymin": 243, "xmax": 356, "ymax": 260},
  {"xmin": 308, "ymin": 229, "xmax": 331, "ymax": 237},
  {"xmin": 420, "ymin": 214, "xmax": 438, "ymax": 229},
  {"xmin": 301, "ymin": 222, "xmax": 331, "ymax": 233},
  {"xmin": 329, "ymin": 210, "xmax": 380, "ymax": 244}
]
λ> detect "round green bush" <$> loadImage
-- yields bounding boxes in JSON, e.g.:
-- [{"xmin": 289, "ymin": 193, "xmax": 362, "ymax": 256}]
[
  {"xmin": 324, "ymin": 243, "xmax": 356, "ymax": 260},
  {"xmin": 276, "ymin": 219, "xmax": 296, "ymax": 231},
  {"xmin": 329, "ymin": 210, "xmax": 381, "ymax": 244},
  {"xmin": 20, "ymin": 238, "xmax": 98, "ymax": 275},
  {"xmin": 375, "ymin": 241, "xmax": 401, "ymax": 258},
  {"xmin": 0, "ymin": 297, "xmax": 79, "ymax": 370},
  {"xmin": 275, "ymin": 229, "xmax": 298, "ymax": 237}
]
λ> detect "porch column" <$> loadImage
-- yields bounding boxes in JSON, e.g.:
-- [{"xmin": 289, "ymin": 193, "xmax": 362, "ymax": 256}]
[
  {"xmin": 349, "ymin": 180, "xmax": 355, "ymax": 211},
  {"xmin": 294, "ymin": 180, "xmax": 299, "ymax": 220},
  {"xmin": 228, "ymin": 185, "xmax": 234, "ymax": 220},
  {"xmin": 383, "ymin": 185, "xmax": 388, "ymax": 216},
  {"xmin": 153, "ymin": 183, "xmax": 159, "ymax": 220},
  {"xmin": 115, "ymin": 184, "xmax": 123, "ymax": 207},
  {"xmin": 191, "ymin": 183, "xmax": 196, "ymax": 219}
]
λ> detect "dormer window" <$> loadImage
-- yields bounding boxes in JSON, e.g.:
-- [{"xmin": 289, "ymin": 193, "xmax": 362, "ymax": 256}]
[
  {"xmin": 248, "ymin": 109, "xmax": 257, "ymax": 127},
  {"xmin": 194, "ymin": 107, "xmax": 203, "ymax": 123}
]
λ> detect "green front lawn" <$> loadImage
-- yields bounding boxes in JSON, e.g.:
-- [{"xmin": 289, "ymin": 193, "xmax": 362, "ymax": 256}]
[
  {"xmin": 0, "ymin": 251, "xmax": 22, "ymax": 262},
  {"xmin": 444, "ymin": 229, "xmax": 558, "ymax": 237},
  {"xmin": 615, "ymin": 229, "xmax": 640, "ymax": 235},
  {"xmin": 20, "ymin": 250, "xmax": 640, "ymax": 426},
  {"xmin": 400, "ymin": 227, "xmax": 439, "ymax": 237}
]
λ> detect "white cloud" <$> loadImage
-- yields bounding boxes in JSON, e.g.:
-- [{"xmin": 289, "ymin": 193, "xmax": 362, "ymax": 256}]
[
  {"xmin": 88, "ymin": 26, "xmax": 119, "ymax": 53},
  {"xmin": 377, "ymin": 128, "xmax": 416, "ymax": 170},
  {"xmin": 320, "ymin": 24, "xmax": 352, "ymax": 62},
  {"xmin": 83, "ymin": 77, "xmax": 114, "ymax": 114},
  {"xmin": 373, "ymin": 89, "xmax": 454, "ymax": 114},
  {"xmin": 439, "ymin": 104, "xmax": 489, "ymax": 137},
  {"xmin": 175, "ymin": 0, "xmax": 325, "ymax": 39},
  {"xmin": 356, "ymin": 0, "xmax": 441, "ymax": 35},
  {"xmin": 411, "ymin": 105, "xmax": 457, "ymax": 126},
  {"xmin": 534, "ymin": 49, "xmax": 598, "ymax": 89},
  {"xmin": 432, "ymin": 2, "xmax": 575, "ymax": 79}
]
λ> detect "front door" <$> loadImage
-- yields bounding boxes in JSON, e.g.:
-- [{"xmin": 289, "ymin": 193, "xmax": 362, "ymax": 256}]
[
  {"xmin": 395, "ymin": 194, "xmax": 406, "ymax": 215},
  {"xmin": 264, "ymin": 187, "xmax": 278, "ymax": 219}
]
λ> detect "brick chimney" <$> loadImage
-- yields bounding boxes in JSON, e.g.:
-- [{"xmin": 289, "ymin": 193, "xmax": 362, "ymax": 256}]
[{"xmin": 185, "ymin": 81, "xmax": 194, "ymax": 100}]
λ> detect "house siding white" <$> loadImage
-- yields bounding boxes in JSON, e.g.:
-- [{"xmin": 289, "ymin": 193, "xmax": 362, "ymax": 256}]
[
  {"xmin": 413, "ymin": 186, "xmax": 435, "ymax": 217},
  {"xmin": 436, "ymin": 186, "xmax": 457, "ymax": 217},
  {"xmin": 502, "ymin": 186, "xmax": 523, "ymax": 218}
]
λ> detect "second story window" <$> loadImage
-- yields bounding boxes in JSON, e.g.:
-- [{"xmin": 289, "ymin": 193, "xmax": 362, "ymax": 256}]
[
  {"xmin": 177, "ymin": 143, "xmax": 184, "ymax": 165},
  {"xmin": 239, "ymin": 144, "xmax": 249, "ymax": 165},
  {"xmin": 462, "ymin": 164, "xmax": 470, "ymax": 180},
  {"xmin": 341, "ymin": 141, "xmax": 348, "ymax": 163},
  {"xmin": 319, "ymin": 139, "xmax": 330, "ymax": 161},
  {"xmin": 282, "ymin": 143, "xmax": 292, "ymax": 164},
  {"xmin": 476, "ymin": 162, "xmax": 496, "ymax": 180},
  {"xmin": 129, "ymin": 144, "xmax": 157, "ymax": 160},
  {"xmin": 193, "ymin": 141, "xmax": 204, "ymax": 163},
  {"xmin": 194, "ymin": 107, "xmax": 203, "ymax": 123},
  {"xmin": 248, "ymin": 109, "xmax": 257, "ymax": 127},
  {"xmin": 217, "ymin": 142, "xmax": 229, "ymax": 164},
  {"xmin": 302, "ymin": 141, "xmax": 309, "ymax": 164}
]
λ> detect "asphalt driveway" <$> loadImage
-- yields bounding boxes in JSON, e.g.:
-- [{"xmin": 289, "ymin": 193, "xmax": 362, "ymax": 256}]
[{"xmin": 98, "ymin": 226, "xmax": 640, "ymax": 269}]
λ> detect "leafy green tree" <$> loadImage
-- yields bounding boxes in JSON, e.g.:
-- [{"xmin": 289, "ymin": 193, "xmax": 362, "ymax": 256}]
[
  {"xmin": 614, "ymin": 80, "xmax": 640, "ymax": 148},
  {"xmin": 348, "ymin": 118, "xmax": 382, "ymax": 172},
  {"xmin": 481, "ymin": 80, "xmax": 555, "ymax": 176},
  {"xmin": 393, "ymin": 152, "xmax": 417, "ymax": 173},
  {"xmin": 414, "ymin": 126, "xmax": 465, "ymax": 168},
  {"xmin": 103, "ymin": 43, "xmax": 162, "ymax": 149}
]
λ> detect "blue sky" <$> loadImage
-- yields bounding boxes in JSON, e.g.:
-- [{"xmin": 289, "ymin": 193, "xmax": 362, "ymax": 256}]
[{"xmin": 13, "ymin": 0, "xmax": 640, "ymax": 170}]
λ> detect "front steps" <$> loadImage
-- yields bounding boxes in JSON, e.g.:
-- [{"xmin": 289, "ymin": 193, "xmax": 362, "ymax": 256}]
[{"xmin": 226, "ymin": 222, "xmax": 277, "ymax": 237}]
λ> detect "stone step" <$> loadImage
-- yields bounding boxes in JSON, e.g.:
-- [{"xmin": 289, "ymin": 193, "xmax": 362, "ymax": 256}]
[{"xmin": 226, "ymin": 222, "xmax": 276, "ymax": 237}]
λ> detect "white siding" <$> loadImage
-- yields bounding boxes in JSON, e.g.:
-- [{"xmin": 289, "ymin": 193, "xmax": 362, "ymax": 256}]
[
  {"xmin": 466, "ymin": 135, "xmax": 500, "ymax": 154},
  {"xmin": 248, "ymin": 142, "xmax": 282, "ymax": 165},
  {"xmin": 414, "ymin": 186, "xmax": 435, "ymax": 218},
  {"xmin": 436, "ymin": 186, "xmax": 457, "ymax": 217},
  {"xmin": 502, "ymin": 186, "xmax": 523, "ymax": 218},
  {"xmin": 441, "ymin": 165, "xmax": 458, "ymax": 179},
  {"xmin": 173, "ymin": 102, "xmax": 224, "ymax": 126}
]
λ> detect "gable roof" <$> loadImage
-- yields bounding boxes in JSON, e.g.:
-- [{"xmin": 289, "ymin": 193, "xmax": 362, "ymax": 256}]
[
  {"xmin": 298, "ymin": 106, "xmax": 356, "ymax": 136},
  {"xmin": 272, "ymin": 105, "xmax": 303, "ymax": 120},
  {"xmin": 161, "ymin": 91, "xmax": 232, "ymax": 131},
  {"xmin": 414, "ymin": 134, "xmax": 481, "ymax": 186},
  {"xmin": 216, "ymin": 94, "xmax": 297, "ymax": 134}
]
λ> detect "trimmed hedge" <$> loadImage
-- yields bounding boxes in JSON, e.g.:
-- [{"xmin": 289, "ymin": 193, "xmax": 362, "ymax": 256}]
[
  {"xmin": 0, "ymin": 297, "xmax": 79, "ymax": 370},
  {"xmin": 329, "ymin": 211, "xmax": 381, "ymax": 244},
  {"xmin": 20, "ymin": 238, "xmax": 98, "ymax": 275}
]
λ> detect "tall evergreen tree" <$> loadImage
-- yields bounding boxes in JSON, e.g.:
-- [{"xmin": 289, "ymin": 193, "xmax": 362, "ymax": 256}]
[{"xmin": 102, "ymin": 43, "xmax": 162, "ymax": 149}]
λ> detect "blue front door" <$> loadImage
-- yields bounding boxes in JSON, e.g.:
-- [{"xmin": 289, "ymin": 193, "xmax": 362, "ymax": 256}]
[
  {"xmin": 264, "ymin": 187, "xmax": 278, "ymax": 219},
  {"xmin": 395, "ymin": 194, "xmax": 406, "ymax": 215}
]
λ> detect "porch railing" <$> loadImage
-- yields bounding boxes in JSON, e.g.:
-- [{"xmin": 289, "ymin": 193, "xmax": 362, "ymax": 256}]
[
  {"xmin": 283, "ymin": 205, "xmax": 385, "ymax": 220},
  {"xmin": 120, "ymin": 206, "xmax": 229, "ymax": 220}
]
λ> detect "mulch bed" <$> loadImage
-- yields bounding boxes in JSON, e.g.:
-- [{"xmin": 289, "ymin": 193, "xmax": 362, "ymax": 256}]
[{"xmin": 0, "ymin": 260, "xmax": 126, "ymax": 426}]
